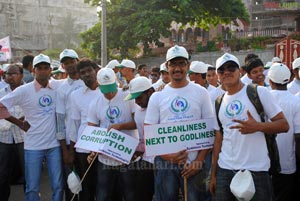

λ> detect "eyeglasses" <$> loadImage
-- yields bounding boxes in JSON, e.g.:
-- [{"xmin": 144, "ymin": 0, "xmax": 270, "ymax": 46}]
[
  {"xmin": 168, "ymin": 61, "xmax": 188, "ymax": 68},
  {"xmin": 5, "ymin": 72, "xmax": 20, "ymax": 77},
  {"xmin": 150, "ymin": 74, "xmax": 159, "ymax": 79},
  {"xmin": 217, "ymin": 65, "xmax": 238, "ymax": 74}
]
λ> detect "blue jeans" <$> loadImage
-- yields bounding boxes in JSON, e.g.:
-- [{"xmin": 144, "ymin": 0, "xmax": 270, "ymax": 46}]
[
  {"xmin": 154, "ymin": 156, "xmax": 206, "ymax": 201},
  {"xmin": 25, "ymin": 147, "xmax": 63, "ymax": 201},
  {"xmin": 213, "ymin": 167, "xmax": 274, "ymax": 201}
]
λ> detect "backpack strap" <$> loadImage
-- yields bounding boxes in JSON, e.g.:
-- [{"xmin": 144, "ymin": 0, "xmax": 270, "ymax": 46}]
[
  {"xmin": 246, "ymin": 84, "xmax": 265, "ymax": 122},
  {"xmin": 246, "ymin": 83, "xmax": 281, "ymax": 174},
  {"xmin": 215, "ymin": 93, "xmax": 225, "ymax": 134}
]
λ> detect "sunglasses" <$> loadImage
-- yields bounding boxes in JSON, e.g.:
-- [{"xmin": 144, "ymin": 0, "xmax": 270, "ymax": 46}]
[{"xmin": 217, "ymin": 65, "xmax": 238, "ymax": 74}]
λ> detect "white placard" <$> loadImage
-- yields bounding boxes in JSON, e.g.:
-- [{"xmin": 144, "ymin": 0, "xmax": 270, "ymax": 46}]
[
  {"xmin": 0, "ymin": 36, "xmax": 12, "ymax": 60},
  {"xmin": 144, "ymin": 118, "xmax": 215, "ymax": 156},
  {"xmin": 75, "ymin": 126, "xmax": 139, "ymax": 164}
]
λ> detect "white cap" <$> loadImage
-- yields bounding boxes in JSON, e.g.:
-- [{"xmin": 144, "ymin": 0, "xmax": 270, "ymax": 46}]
[
  {"xmin": 264, "ymin": 61, "xmax": 273, "ymax": 69},
  {"xmin": 216, "ymin": 53, "xmax": 240, "ymax": 70},
  {"xmin": 105, "ymin": 59, "xmax": 120, "ymax": 69},
  {"xmin": 292, "ymin": 58, "xmax": 300, "ymax": 69},
  {"xmin": 189, "ymin": 61, "xmax": 208, "ymax": 74},
  {"xmin": 166, "ymin": 45, "xmax": 189, "ymax": 62},
  {"xmin": 160, "ymin": 62, "xmax": 167, "ymax": 72},
  {"xmin": 67, "ymin": 171, "xmax": 82, "ymax": 194},
  {"xmin": 124, "ymin": 76, "xmax": 152, "ymax": 100},
  {"xmin": 97, "ymin": 68, "xmax": 117, "ymax": 94},
  {"xmin": 272, "ymin": 56, "xmax": 281, "ymax": 63},
  {"xmin": 59, "ymin": 49, "xmax": 78, "ymax": 62},
  {"xmin": 230, "ymin": 170, "xmax": 255, "ymax": 201},
  {"xmin": 268, "ymin": 63, "xmax": 290, "ymax": 84},
  {"xmin": 1, "ymin": 64, "xmax": 10, "ymax": 72},
  {"xmin": 116, "ymin": 59, "xmax": 136, "ymax": 69},
  {"xmin": 33, "ymin": 54, "xmax": 51, "ymax": 67}
]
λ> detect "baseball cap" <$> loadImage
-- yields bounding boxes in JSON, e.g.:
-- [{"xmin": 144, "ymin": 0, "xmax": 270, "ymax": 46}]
[
  {"xmin": 230, "ymin": 170, "xmax": 255, "ymax": 201},
  {"xmin": 264, "ymin": 61, "xmax": 272, "ymax": 69},
  {"xmin": 59, "ymin": 49, "xmax": 79, "ymax": 63},
  {"xmin": 166, "ymin": 45, "xmax": 189, "ymax": 62},
  {"xmin": 97, "ymin": 68, "xmax": 117, "ymax": 94},
  {"xmin": 272, "ymin": 56, "xmax": 281, "ymax": 63},
  {"xmin": 292, "ymin": 58, "xmax": 300, "ymax": 69},
  {"xmin": 67, "ymin": 171, "xmax": 82, "ymax": 194},
  {"xmin": 216, "ymin": 53, "xmax": 240, "ymax": 70},
  {"xmin": 188, "ymin": 61, "xmax": 208, "ymax": 74},
  {"xmin": 116, "ymin": 59, "xmax": 136, "ymax": 69},
  {"xmin": 160, "ymin": 62, "xmax": 167, "ymax": 72},
  {"xmin": 124, "ymin": 77, "xmax": 152, "ymax": 100},
  {"xmin": 105, "ymin": 59, "xmax": 120, "ymax": 69},
  {"xmin": 268, "ymin": 63, "xmax": 290, "ymax": 84},
  {"xmin": 33, "ymin": 54, "xmax": 51, "ymax": 67},
  {"xmin": 52, "ymin": 65, "xmax": 65, "ymax": 74}
]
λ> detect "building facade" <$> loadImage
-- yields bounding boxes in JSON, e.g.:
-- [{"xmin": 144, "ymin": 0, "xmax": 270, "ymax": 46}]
[{"xmin": 0, "ymin": 0, "xmax": 98, "ymax": 61}]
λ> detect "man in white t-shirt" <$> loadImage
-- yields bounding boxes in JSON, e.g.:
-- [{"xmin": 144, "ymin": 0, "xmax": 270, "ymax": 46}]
[
  {"xmin": 68, "ymin": 59, "xmax": 100, "ymax": 201},
  {"xmin": 55, "ymin": 49, "xmax": 84, "ymax": 201},
  {"xmin": 152, "ymin": 62, "xmax": 170, "ymax": 91},
  {"xmin": 0, "ymin": 54, "xmax": 63, "ymax": 201},
  {"xmin": 288, "ymin": 58, "xmax": 300, "ymax": 94},
  {"xmin": 124, "ymin": 76, "xmax": 156, "ymax": 201},
  {"xmin": 87, "ymin": 68, "xmax": 139, "ymax": 201},
  {"xmin": 144, "ymin": 45, "xmax": 214, "ymax": 201},
  {"xmin": 268, "ymin": 63, "xmax": 300, "ymax": 201},
  {"xmin": 210, "ymin": 53, "xmax": 289, "ymax": 201},
  {"xmin": 188, "ymin": 60, "xmax": 216, "ymax": 92},
  {"xmin": 244, "ymin": 57, "xmax": 271, "ymax": 89}
]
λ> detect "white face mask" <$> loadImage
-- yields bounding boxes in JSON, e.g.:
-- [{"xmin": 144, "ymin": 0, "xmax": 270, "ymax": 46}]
[{"xmin": 67, "ymin": 171, "xmax": 82, "ymax": 194}]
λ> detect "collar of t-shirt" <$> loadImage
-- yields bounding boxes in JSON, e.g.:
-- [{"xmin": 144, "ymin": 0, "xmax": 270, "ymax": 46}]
[{"xmin": 34, "ymin": 79, "xmax": 52, "ymax": 91}]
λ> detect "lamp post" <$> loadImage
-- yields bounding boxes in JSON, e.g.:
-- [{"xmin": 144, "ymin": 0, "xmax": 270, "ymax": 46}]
[{"xmin": 101, "ymin": 0, "xmax": 107, "ymax": 67}]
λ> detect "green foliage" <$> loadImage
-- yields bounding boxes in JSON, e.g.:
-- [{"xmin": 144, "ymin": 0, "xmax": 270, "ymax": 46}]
[
  {"xmin": 196, "ymin": 41, "xmax": 218, "ymax": 52},
  {"xmin": 81, "ymin": 0, "xmax": 249, "ymax": 59}
]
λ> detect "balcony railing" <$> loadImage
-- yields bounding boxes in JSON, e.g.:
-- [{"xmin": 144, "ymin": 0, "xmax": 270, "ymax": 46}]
[{"xmin": 235, "ymin": 29, "xmax": 289, "ymax": 38}]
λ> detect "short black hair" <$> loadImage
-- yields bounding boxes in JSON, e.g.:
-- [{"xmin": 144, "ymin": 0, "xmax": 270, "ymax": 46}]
[
  {"xmin": 244, "ymin": 53, "xmax": 258, "ymax": 64},
  {"xmin": 245, "ymin": 58, "xmax": 264, "ymax": 73},
  {"xmin": 22, "ymin": 55, "xmax": 34, "ymax": 69},
  {"xmin": 76, "ymin": 58, "xmax": 99, "ymax": 72},
  {"xmin": 138, "ymin": 64, "xmax": 147, "ymax": 70},
  {"xmin": 7, "ymin": 64, "xmax": 23, "ymax": 74}
]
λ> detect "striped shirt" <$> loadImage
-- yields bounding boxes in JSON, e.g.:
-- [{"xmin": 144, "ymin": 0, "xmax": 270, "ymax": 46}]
[{"xmin": 0, "ymin": 86, "xmax": 24, "ymax": 144}]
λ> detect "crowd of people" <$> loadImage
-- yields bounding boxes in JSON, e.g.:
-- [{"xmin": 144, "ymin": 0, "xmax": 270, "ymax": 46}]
[{"xmin": 0, "ymin": 45, "xmax": 299, "ymax": 201}]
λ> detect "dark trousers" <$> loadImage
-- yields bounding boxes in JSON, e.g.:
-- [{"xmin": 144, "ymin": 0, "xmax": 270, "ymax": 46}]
[
  {"xmin": 96, "ymin": 161, "xmax": 139, "ymax": 201},
  {"xmin": 272, "ymin": 172, "xmax": 297, "ymax": 201},
  {"xmin": 136, "ymin": 160, "xmax": 154, "ymax": 201},
  {"xmin": 0, "ymin": 142, "xmax": 24, "ymax": 201},
  {"xmin": 75, "ymin": 152, "xmax": 97, "ymax": 201}
]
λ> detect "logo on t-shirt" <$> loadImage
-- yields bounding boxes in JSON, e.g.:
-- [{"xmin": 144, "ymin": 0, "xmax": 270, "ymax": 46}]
[
  {"xmin": 106, "ymin": 106, "xmax": 121, "ymax": 123},
  {"xmin": 225, "ymin": 100, "xmax": 243, "ymax": 118},
  {"xmin": 170, "ymin": 96, "xmax": 189, "ymax": 114},
  {"xmin": 39, "ymin": 95, "xmax": 53, "ymax": 107}
]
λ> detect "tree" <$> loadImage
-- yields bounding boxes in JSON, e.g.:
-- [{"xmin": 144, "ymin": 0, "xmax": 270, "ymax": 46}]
[{"xmin": 81, "ymin": 0, "xmax": 249, "ymax": 59}]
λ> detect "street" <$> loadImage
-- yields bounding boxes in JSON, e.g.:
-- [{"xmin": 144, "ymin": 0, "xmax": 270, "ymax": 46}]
[{"xmin": 10, "ymin": 165, "xmax": 52, "ymax": 201}]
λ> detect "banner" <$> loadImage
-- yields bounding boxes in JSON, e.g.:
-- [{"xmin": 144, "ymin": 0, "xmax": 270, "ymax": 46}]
[
  {"xmin": 75, "ymin": 126, "xmax": 138, "ymax": 164},
  {"xmin": 144, "ymin": 118, "xmax": 215, "ymax": 156},
  {"xmin": 0, "ymin": 36, "xmax": 12, "ymax": 61},
  {"xmin": 0, "ymin": 52, "xmax": 6, "ymax": 62}
]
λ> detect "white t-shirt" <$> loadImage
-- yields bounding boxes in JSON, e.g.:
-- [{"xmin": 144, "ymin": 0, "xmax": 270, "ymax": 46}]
[
  {"xmin": 269, "ymin": 90, "xmax": 300, "ymax": 174},
  {"xmin": 217, "ymin": 85, "xmax": 282, "ymax": 171},
  {"xmin": 56, "ymin": 78, "xmax": 84, "ymax": 144},
  {"xmin": 87, "ymin": 88, "xmax": 138, "ymax": 166},
  {"xmin": 209, "ymin": 85, "xmax": 226, "ymax": 108},
  {"xmin": 287, "ymin": 79, "xmax": 300, "ymax": 94},
  {"xmin": 0, "ymin": 82, "xmax": 59, "ymax": 150},
  {"xmin": 134, "ymin": 106, "xmax": 154, "ymax": 163},
  {"xmin": 144, "ymin": 81, "xmax": 215, "ymax": 162},
  {"xmin": 70, "ymin": 86, "xmax": 101, "ymax": 153}
]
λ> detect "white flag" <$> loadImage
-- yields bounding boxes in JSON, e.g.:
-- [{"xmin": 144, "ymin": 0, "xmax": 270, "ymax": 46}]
[{"xmin": 0, "ymin": 36, "xmax": 12, "ymax": 61}]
